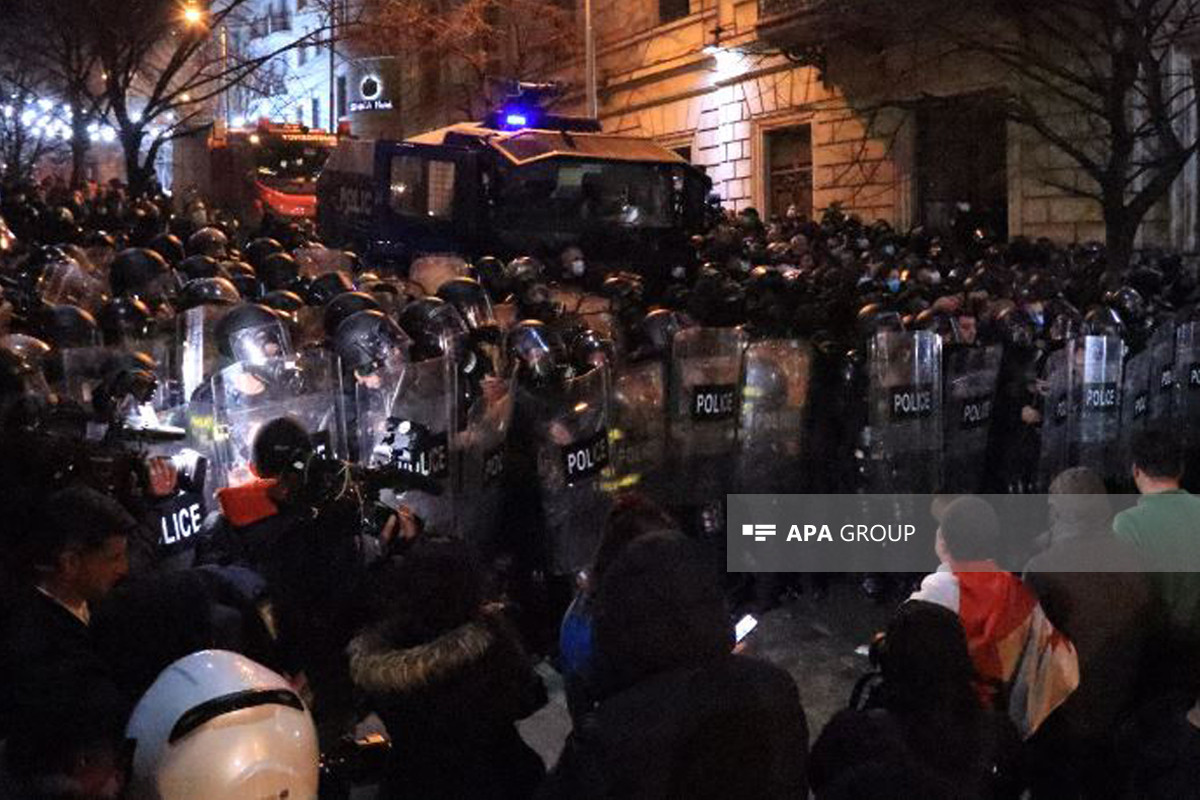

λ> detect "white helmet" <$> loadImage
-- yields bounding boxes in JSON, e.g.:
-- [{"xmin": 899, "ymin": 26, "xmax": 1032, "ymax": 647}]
[{"xmin": 125, "ymin": 650, "xmax": 319, "ymax": 800}]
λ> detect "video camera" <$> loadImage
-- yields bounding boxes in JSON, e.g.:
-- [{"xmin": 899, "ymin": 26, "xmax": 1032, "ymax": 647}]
[{"xmin": 276, "ymin": 436, "xmax": 443, "ymax": 544}]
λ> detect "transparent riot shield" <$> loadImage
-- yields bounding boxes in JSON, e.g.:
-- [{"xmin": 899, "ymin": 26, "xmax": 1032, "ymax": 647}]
[
  {"xmin": 455, "ymin": 376, "xmax": 515, "ymax": 554},
  {"xmin": 408, "ymin": 255, "xmax": 469, "ymax": 297},
  {"xmin": 866, "ymin": 330, "xmax": 943, "ymax": 493},
  {"xmin": 57, "ymin": 346, "xmax": 121, "ymax": 407},
  {"xmin": 941, "ymin": 344, "xmax": 1002, "ymax": 493},
  {"xmin": 355, "ymin": 356, "xmax": 457, "ymax": 536},
  {"xmin": 1036, "ymin": 348, "xmax": 1073, "ymax": 490},
  {"xmin": 38, "ymin": 256, "xmax": 107, "ymax": 314},
  {"xmin": 173, "ymin": 305, "xmax": 232, "ymax": 405},
  {"xmin": 534, "ymin": 365, "xmax": 613, "ymax": 576},
  {"xmin": 1149, "ymin": 321, "xmax": 1177, "ymax": 427},
  {"xmin": 667, "ymin": 327, "xmax": 748, "ymax": 505},
  {"xmin": 294, "ymin": 246, "xmax": 355, "ymax": 279},
  {"xmin": 1120, "ymin": 346, "xmax": 1153, "ymax": 479},
  {"xmin": 735, "ymin": 338, "xmax": 812, "ymax": 493},
  {"xmin": 606, "ymin": 359, "xmax": 668, "ymax": 498},
  {"xmin": 1176, "ymin": 316, "xmax": 1200, "ymax": 448},
  {"xmin": 211, "ymin": 353, "xmax": 346, "ymax": 491},
  {"xmin": 1069, "ymin": 334, "xmax": 1124, "ymax": 480}
]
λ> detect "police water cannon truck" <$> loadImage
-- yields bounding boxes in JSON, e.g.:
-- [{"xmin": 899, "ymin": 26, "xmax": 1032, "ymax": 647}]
[{"xmin": 315, "ymin": 96, "xmax": 712, "ymax": 285}]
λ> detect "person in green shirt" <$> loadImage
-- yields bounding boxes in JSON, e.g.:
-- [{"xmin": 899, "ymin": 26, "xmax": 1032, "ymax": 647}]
[{"xmin": 1113, "ymin": 429, "xmax": 1200, "ymax": 694}]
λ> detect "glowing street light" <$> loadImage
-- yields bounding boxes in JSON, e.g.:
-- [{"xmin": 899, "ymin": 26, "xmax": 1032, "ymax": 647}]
[{"xmin": 182, "ymin": 5, "xmax": 205, "ymax": 26}]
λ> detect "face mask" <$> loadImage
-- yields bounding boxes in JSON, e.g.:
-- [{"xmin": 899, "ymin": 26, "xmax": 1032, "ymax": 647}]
[
  {"xmin": 928, "ymin": 271, "xmax": 942, "ymax": 286},
  {"xmin": 886, "ymin": 277, "xmax": 902, "ymax": 293},
  {"xmin": 569, "ymin": 259, "xmax": 586, "ymax": 277},
  {"xmin": 671, "ymin": 265, "xmax": 687, "ymax": 280}
]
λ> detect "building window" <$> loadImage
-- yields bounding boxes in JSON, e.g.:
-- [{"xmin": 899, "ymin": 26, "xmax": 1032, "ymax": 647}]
[
  {"xmin": 917, "ymin": 94, "xmax": 1008, "ymax": 238},
  {"xmin": 659, "ymin": 0, "xmax": 689, "ymax": 24},
  {"xmin": 311, "ymin": 97, "xmax": 321, "ymax": 130},
  {"xmin": 270, "ymin": 0, "xmax": 292, "ymax": 33},
  {"xmin": 766, "ymin": 125, "xmax": 813, "ymax": 220},
  {"xmin": 336, "ymin": 75, "xmax": 348, "ymax": 119},
  {"xmin": 390, "ymin": 155, "xmax": 456, "ymax": 219}
]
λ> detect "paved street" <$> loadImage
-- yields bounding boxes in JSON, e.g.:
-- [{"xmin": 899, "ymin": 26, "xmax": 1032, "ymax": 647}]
[{"xmin": 518, "ymin": 578, "xmax": 899, "ymax": 767}]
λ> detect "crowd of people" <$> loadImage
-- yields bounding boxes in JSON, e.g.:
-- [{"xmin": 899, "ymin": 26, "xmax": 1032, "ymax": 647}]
[{"xmin": 0, "ymin": 173, "xmax": 1198, "ymax": 800}]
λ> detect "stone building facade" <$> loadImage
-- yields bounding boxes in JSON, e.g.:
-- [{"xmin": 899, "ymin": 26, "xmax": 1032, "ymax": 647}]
[{"xmin": 559, "ymin": 0, "xmax": 1199, "ymax": 251}]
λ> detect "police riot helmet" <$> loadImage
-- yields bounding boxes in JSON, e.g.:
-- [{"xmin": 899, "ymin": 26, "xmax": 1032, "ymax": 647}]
[
  {"xmin": 176, "ymin": 277, "xmax": 240, "ymax": 312},
  {"xmin": 569, "ymin": 328, "xmax": 616, "ymax": 373},
  {"xmin": 306, "ymin": 270, "xmax": 355, "ymax": 307},
  {"xmin": 601, "ymin": 273, "xmax": 645, "ymax": 311},
  {"xmin": 216, "ymin": 303, "xmax": 289, "ymax": 362},
  {"xmin": 186, "ymin": 227, "xmax": 229, "ymax": 260},
  {"xmin": 995, "ymin": 305, "xmax": 1037, "ymax": 349},
  {"xmin": 474, "ymin": 255, "xmax": 507, "ymax": 300},
  {"xmin": 179, "ymin": 255, "xmax": 224, "ymax": 282},
  {"xmin": 0, "ymin": 333, "xmax": 53, "ymax": 367},
  {"xmin": 1082, "ymin": 305, "xmax": 1124, "ymax": 339},
  {"xmin": 636, "ymin": 308, "xmax": 693, "ymax": 361},
  {"xmin": 111, "ymin": 248, "xmax": 173, "ymax": 297},
  {"xmin": 222, "ymin": 261, "xmax": 260, "ymax": 300},
  {"xmin": 0, "ymin": 346, "xmax": 48, "ymax": 402},
  {"xmin": 913, "ymin": 308, "xmax": 962, "ymax": 344},
  {"xmin": 259, "ymin": 252, "xmax": 301, "ymax": 292},
  {"xmin": 504, "ymin": 256, "xmax": 543, "ymax": 288},
  {"xmin": 506, "ymin": 319, "xmax": 560, "ymax": 385},
  {"xmin": 260, "ymin": 289, "xmax": 307, "ymax": 318},
  {"xmin": 147, "ymin": 233, "xmax": 186, "ymax": 267},
  {"xmin": 244, "ymin": 238, "xmax": 285, "ymax": 270},
  {"xmin": 97, "ymin": 296, "xmax": 153, "ymax": 345},
  {"xmin": 19, "ymin": 244, "xmax": 73, "ymax": 284},
  {"xmin": 323, "ymin": 291, "xmax": 381, "ymax": 338},
  {"xmin": 82, "ymin": 230, "xmax": 118, "ymax": 254},
  {"xmin": 436, "ymin": 277, "xmax": 497, "ymax": 333},
  {"xmin": 1105, "ymin": 286, "xmax": 1147, "ymax": 326},
  {"xmin": 855, "ymin": 303, "xmax": 904, "ymax": 339},
  {"xmin": 35, "ymin": 304, "xmax": 100, "ymax": 349},
  {"xmin": 397, "ymin": 297, "xmax": 469, "ymax": 361},
  {"xmin": 125, "ymin": 650, "xmax": 318, "ymax": 800},
  {"xmin": 333, "ymin": 309, "xmax": 410, "ymax": 377}
]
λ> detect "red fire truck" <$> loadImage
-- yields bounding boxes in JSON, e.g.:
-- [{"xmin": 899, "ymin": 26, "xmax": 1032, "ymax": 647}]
[{"xmin": 209, "ymin": 120, "xmax": 338, "ymax": 220}]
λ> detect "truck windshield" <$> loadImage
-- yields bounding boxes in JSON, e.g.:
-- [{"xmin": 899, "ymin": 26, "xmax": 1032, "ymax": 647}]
[
  {"xmin": 494, "ymin": 159, "xmax": 679, "ymax": 231},
  {"xmin": 255, "ymin": 140, "xmax": 332, "ymax": 188}
]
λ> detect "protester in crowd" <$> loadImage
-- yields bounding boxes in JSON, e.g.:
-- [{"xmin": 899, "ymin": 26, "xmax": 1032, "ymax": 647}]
[
  {"xmin": 1020, "ymin": 467, "xmax": 1152, "ymax": 798},
  {"xmin": 348, "ymin": 536, "xmax": 547, "ymax": 800},
  {"xmin": 0, "ymin": 486, "xmax": 133, "ymax": 799},
  {"xmin": 910, "ymin": 495, "xmax": 1079, "ymax": 738},
  {"xmin": 559, "ymin": 492, "xmax": 681, "ymax": 721},
  {"xmin": 1116, "ymin": 690, "xmax": 1200, "ymax": 799},
  {"xmin": 1114, "ymin": 428, "xmax": 1200, "ymax": 696},
  {"xmin": 810, "ymin": 600, "xmax": 1020, "ymax": 799},
  {"xmin": 541, "ymin": 530, "xmax": 808, "ymax": 799}
]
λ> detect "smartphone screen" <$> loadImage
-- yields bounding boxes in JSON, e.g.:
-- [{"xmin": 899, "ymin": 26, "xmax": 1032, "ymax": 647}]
[{"xmin": 735, "ymin": 614, "xmax": 759, "ymax": 643}]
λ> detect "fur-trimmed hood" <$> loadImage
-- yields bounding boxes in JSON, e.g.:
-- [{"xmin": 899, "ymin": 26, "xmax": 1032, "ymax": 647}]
[{"xmin": 347, "ymin": 608, "xmax": 546, "ymax": 726}]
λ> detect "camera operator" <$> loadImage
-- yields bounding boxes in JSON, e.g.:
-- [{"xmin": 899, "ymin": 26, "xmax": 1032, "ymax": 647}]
[{"xmin": 199, "ymin": 415, "xmax": 415, "ymax": 744}]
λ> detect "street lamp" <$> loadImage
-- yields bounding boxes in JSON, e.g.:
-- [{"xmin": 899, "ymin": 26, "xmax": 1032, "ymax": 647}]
[{"xmin": 182, "ymin": 4, "xmax": 205, "ymax": 26}]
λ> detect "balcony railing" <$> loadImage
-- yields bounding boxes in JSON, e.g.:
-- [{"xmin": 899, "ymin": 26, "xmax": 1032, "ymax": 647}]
[
  {"xmin": 759, "ymin": 0, "xmax": 826, "ymax": 19},
  {"xmin": 757, "ymin": 0, "xmax": 893, "ymax": 49}
]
